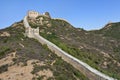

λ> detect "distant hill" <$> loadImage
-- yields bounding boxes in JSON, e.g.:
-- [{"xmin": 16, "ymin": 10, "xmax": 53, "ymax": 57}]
[{"xmin": 96, "ymin": 22, "xmax": 120, "ymax": 39}]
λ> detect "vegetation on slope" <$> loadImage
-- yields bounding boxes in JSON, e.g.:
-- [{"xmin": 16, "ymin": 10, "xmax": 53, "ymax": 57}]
[
  {"xmin": 29, "ymin": 16, "xmax": 120, "ymax": 79},
  {"xmin": 0, "ymin": 21, "xmax": 88, "ymax": 80},
  {"xmin": 100, "ymin": 22, "xmax": 120, "ymax": 39}
]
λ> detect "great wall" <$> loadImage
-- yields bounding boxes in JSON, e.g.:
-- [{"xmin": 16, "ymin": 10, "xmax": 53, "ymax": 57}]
[{"xmin": 23, "ymin": 11, "xmax": 116, "ymax": 80}]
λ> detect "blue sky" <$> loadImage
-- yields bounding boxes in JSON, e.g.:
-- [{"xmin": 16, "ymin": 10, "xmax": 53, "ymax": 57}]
[{"xmin": 0, "ymin": 0, "xmax": 120, "ymax": 30}]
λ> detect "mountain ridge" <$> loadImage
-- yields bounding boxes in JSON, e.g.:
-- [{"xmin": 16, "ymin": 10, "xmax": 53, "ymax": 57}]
[
  {"xmin": 0, "ymin": 11, "xmax": 120, "ymax": 80},
  {"xmin": 24, "ymin": 14, "xmax": 116, "ymax": 80},
  {"xmin": 27, "ymin": 11, "xmax": 120, "ymax": 79}
]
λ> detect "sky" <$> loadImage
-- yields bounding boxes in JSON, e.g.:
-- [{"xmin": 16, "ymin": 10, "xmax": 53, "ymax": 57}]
[{"xmin": 0, "ymin": 0, "xmax": 120, "ymax": 30}]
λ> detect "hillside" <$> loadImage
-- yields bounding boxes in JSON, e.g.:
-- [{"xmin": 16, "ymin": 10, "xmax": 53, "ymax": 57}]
[
  {"xmin": 0, "ymin": 11, "xmax": 120, "ymax": 80},
  {"xmin": 28, "ymin": 12, "xmax": 120, "ymax": 79},
  {"xmin": 0, "ymin": 22, "xmax": 88, "ymax": 80},
  {"xmin": 95, "ymin": 22, "xmax": 120, "ymax": 39}
]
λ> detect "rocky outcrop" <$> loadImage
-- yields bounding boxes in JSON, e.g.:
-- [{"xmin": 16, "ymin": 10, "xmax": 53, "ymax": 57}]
[
  {"xmin": 44, "ymin": 12, "xmax": 51, "ymax": 18},
  {"xmin": 0, "ymin": 31, "xmax": 10, "ymax": 37}
]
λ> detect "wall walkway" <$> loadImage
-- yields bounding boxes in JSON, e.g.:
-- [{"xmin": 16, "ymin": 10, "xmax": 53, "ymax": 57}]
[{"xmin": 23, "ymin": 16, "xmax": 116, "ymax": 80}]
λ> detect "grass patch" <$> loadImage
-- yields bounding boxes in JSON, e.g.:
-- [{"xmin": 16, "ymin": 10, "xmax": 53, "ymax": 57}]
[{"xmin": 0, "ymin": 46, "xmax": 10, "ymax": 57}]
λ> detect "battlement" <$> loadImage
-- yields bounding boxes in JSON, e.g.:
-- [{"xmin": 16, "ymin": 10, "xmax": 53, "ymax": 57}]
[
  {"xmin": 27, "ymin": 11, "xmax": 51, "ymax": 19},
  {"xmin": 28, "ymin": 11, "xmax": 39, "ymax": 19},
  {"xmin": 25, "ymin": 27, "xmax": 39, "ymax": 38}
]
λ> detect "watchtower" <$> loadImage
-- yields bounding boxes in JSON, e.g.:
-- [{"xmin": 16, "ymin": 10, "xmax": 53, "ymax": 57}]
[{"xmin": 28, "ymin": 11, "xmax": 39, "ymax": 19}]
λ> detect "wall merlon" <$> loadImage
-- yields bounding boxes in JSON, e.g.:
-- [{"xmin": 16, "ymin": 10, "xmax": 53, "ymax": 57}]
[{"xmin": 27, "ymin": 10, "xmax": 51, "ymax": 19}]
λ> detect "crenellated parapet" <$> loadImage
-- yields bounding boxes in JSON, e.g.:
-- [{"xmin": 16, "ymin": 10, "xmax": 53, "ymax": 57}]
[
  {"xmin": 27, "ymin": 10, "xmax": 51, "ymax": 19},
  {"xmin": 25, "ymin": 27, "xmax": 39, "ymax": 38},
  {"xmin": 27, "ymin": 11, "xmax": 39, "ymax": 19},
  {"xmin": 23, "ymin": 14, "xmax": 39, "ymax": 38}
]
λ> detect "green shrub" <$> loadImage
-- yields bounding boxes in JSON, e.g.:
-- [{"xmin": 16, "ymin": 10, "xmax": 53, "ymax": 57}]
[
  {"xmin": 0, "ymin": 46, "xmax": 10, "ymax": 56},
  {"xmin": 0, "ymin": 64, "xmax": 8, "ymax": 73},
  {"xmin": 40, "ymin": 31, "xmax": 120, "ymax": 79}
]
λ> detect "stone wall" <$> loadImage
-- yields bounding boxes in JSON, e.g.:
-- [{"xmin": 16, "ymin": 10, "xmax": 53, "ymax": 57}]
[
  {"xmin": 32, "ymin": 33, "xmax": 115, "ymax": 80},
  {"xmin": 27, "ymin": 11, "xmax": 51, "ymax": 19},
  {"xmin": 23, "ymin": 15, "xmax": 116, "ymax": 80},
  {"xmin": 23, "ymin": 16, "xmax": 39, "ymax": 38},
  {"xmin": 28, "ymin": 11, "xmax": 39, "ymax": 19}
]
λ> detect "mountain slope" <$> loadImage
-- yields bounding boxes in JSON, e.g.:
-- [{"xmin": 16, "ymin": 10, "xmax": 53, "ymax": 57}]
[
  {"xmin": 97, "ymin": 22, "xmax": 120, "ymax": 39},
  {"xmin": 0, "ymin": 22, "xmax": 88, "ymax": 80},
  {"xmin": 0, "ymin": 11, "xmax": 120, "ymax": 79},
  {"xmin": 28, "ymin": 14, "xmax": 120, "ymax": 79}
]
